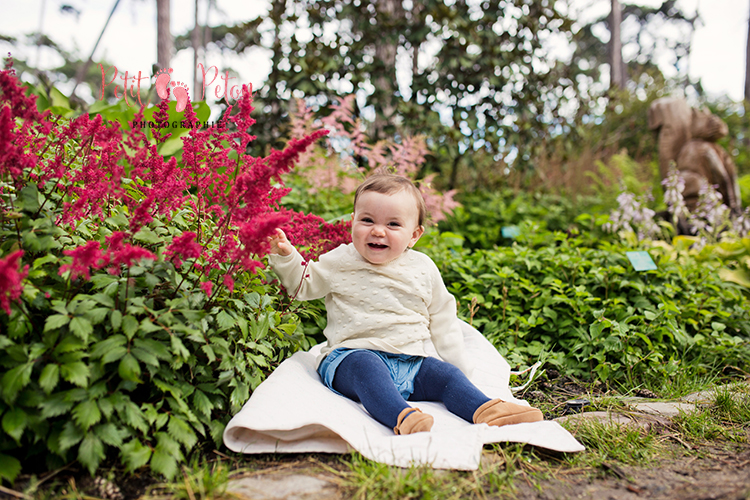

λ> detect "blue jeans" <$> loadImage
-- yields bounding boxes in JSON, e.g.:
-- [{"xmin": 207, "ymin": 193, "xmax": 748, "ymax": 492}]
[{"xmin": 328, "ymin": 349, "xmax": 491, "ymax": 429}]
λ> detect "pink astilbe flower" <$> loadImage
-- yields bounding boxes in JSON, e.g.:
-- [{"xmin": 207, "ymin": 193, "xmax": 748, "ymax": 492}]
[
  {"xmin": 284, "ymin": 211, "xmax": 352, "ymax": 262},
  {"xmin": 109, "ymin": 245, "xmax": 156, "ymax": 269},
  {"xmin": 59, "ymin": 241, "xmax": 107, "ymax": 280},
  {"xmin": 165, "ymin": 231, "xmax": 202, "ymax": 267},
  {"xmin": 223, "ymin": 275, "xmax": 235, "ymax": 293},
  {"xmin": 233, "ymin": 213, "xmax": 290, "ymax": 272},
  {"xmin": 129, "ymin": 197, "xmax": 155, "ymax": 233},
  {"xmin": 102, "ymin": 232, "xmax": 155, "ymax": 274},
  {"xmin": 200, "ymin": 281, "xmax": 213, "ymax": 297},
  {"xmin": 419, "ymin": 174, "xmax": 460, "ymax": 224},
  {"xmin": 0, "ymin": 250, "xmax": 28, "ymax": 315}
]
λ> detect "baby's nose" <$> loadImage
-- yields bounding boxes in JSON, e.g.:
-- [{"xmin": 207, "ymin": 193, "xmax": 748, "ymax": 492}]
[{"xmin": 372, "ymin": 225, "xmax": 386, "ymax": 236}]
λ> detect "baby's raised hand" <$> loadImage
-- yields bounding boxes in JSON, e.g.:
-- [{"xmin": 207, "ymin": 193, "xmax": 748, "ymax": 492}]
[{"xmin": 269, "ymin": 228, "xmax": 293, "ymax": 256}]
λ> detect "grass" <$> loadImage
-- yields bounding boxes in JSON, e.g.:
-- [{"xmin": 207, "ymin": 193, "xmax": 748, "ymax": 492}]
[
  {"xmin": 672, "ymin": 382, "xmax": 750, "ymax": 445},
  {"xmin": 7, "ymin": 377, "xmax": 748, "ymax": 499}
]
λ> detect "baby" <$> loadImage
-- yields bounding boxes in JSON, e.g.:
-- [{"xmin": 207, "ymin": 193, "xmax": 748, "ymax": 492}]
[{"xmin": 268, "ymin": 173, "xmax": 542, "ymax": 434}]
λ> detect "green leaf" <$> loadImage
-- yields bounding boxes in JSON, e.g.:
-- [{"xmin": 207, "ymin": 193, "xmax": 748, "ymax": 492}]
[
  {"xmin": 120, "ymin": 401, "xmax": 148, "ymax": 433},
  {"xmin": 150, "ymin": 448, "xmax": 178, "ymax": 479},
  {"xmin": 102, "ymin": 346, "xmax": 128, "ymax": 365},
  {"xmin": 216, "ymin": 310, "xmax": 236, "ymax": 330},
  {"xmin": 230, "ymin": 383, "xmax": 250, "ymax": 409},
  {"xmin": 168, "ymin": 415, "xmax": 198, "ymax": 449},
  {"xmin": 0, "ymin": 453, "xmax": 21, "ymax": 483},
  {"xmin": 131, "ymin": 346, "xmax": 159, "ymax": 367},
  {"xmin": 111, "ymin": 309, "xmax": 123, "ymax": 330},
  {"xmin": 120, "ymin": 439, "xmax": 152, "ymax": 473},
  {"xmin": 72, "ymin": 399, "xmax": 102, "ymax": 429},
  {"xmin": 60, "ymin": 361, "xmax": 90, "ymax": 387},
  {"xmin": 192, "ymin": 390, "xmax": 214, "ymax": 418},
  {"xmin": 69, "ymin": 317, "xmax": 93, "ymax": 341},
  {"xmin": 133, "ymin": 338, "xmax": 171, "ymax": 360},
  {"xmin": 91, "ymin": 293, "xmax": 115, "ymax": 308},
  {"xmin": 119, "ymin": 353, "xmax": 142, "ymax": 383},
  {"xmin": 19, "ymin": 183, "xmax": 41, "ymax": 212},
  {"xmin": 90, "ymin": 334, "xmax": 127, "ymax": 360},
  {"xmin": 39, "ymin": 363, "xmax": 60, "ymax": 393},
  {"xmin": 86, "ymin": 307, "xmax": 110, "ymax": 325},
  {"xmin": 58, "ymin": 421, "xmax": 85, "ymax": 451},
  {"xmin": 2, "ymin": 407, "xmax": 28, "ymax": 442},
  {"xmin": 78, "ymin": 432, "xmax": 105, "ymax": 475},
  {"xmin": 40, "ymin": 392, "xmax": 74, "ymax": 418},
  {"xmin": 45, "ymin": 314, "xmax": 70, "ymax": 331},
  {"xmin": 170, "ymin": 336, "xmax": 190, "ymax": 360},
  {"xmin": 134, "ymin": 226, "xmax": 162, "ymax": 244},
  {"xmin": 139, "ymin": 318, "xmax": 162, "ymax": 334},
  {"xmin": 1, "ymin": 362, "xmax": 33, "ymax": 403},
  {"xmin": 94, "ymin": 423, "xmax": 127, "ymax": 448},
  {"xmin": 122, "ymin": 315, "xmax": 139, "ymax": 339}
]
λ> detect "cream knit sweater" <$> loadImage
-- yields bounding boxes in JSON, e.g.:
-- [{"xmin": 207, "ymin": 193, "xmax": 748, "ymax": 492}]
[{"xmin": 267, "ymin": 243, "xmax": 472, "ymax": 377}]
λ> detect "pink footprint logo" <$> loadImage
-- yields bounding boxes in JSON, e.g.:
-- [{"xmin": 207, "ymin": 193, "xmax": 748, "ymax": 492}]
[
  {"xmin": 154, "ymin": 68, "xmax": 173, "ymax": 100},
  {"xmin": 170, "ymin": 81, "xmax": 190, "ymax": 112}
]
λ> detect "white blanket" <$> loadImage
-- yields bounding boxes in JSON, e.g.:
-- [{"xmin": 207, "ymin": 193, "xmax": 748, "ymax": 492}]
[{"xmin": 223, "ymin": 321, "xmax": 584, "ymax": 470}]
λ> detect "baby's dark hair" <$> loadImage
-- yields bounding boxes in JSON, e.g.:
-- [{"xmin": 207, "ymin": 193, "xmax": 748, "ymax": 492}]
[{"xmin": 354, "ymin": 173, "xmax": 427, "ymax": 227}]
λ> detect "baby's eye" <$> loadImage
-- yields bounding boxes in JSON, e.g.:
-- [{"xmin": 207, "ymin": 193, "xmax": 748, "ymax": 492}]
[
  {"xmin": 388, "ymin": 222, "xmax": 401, "ymax": 227},
  {"xmin": 361, "ymin": 217, "xmax": 374, "ymax": 223}
]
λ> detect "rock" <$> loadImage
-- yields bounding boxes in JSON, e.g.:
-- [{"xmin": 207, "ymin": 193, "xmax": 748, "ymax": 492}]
[
  {"xmin": 226, "ymin": 473, "xmax": 342, "ymax": 500},
  {"xmin": 681, "ymin": 381, "xmax": 750, "ymax": 405},
  {"xmin": 631, "ymin": 401, "xmax": 697, "ymax": 418},
  {"xmin": 555, "ymin": 410, "xmax": 672, "ymax": 432}
]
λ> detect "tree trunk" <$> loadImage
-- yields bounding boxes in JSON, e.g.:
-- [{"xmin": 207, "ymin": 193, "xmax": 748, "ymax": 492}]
[
  {"xmin": 192, "ymin": 0, "xmax": 201, "ymax": 97},
  {"xmin": 745, "ymin": 0, "xmax": 750, "ymax": 101},
  {"xmin": 609, "ymin": 0, "xmax": 624, "ymax": 88},
  {"xmin": 372, "ymin": 0, "xmax": 404, "ymax": 140},
  {"xmin": 156, "ymin": 0, "xmax": 172, "ymax": 70}
]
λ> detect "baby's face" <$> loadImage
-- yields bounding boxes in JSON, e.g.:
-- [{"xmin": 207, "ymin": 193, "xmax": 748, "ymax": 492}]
[{"xmin": 351, "ymin": 190, "xmax": 424, "ymax": 265}]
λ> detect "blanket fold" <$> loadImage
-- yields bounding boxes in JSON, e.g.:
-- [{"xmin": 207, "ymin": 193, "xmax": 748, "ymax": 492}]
[{"xmin": 223, "ymin": 321, "xmax": 584, "ymax": 470}]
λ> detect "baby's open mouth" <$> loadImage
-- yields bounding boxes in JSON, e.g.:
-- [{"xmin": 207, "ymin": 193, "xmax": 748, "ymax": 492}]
[{"xmin": 368, "ymin": 243, "xmax": 388, "ymax": 249}]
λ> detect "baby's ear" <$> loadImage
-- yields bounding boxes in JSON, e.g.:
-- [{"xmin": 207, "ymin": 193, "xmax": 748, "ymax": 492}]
[{"xmin": 410, "ymin": 225, "xmax": 425, "ymax": 247}]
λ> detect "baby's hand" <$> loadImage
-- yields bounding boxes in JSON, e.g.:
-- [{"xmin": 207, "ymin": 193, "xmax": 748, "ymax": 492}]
[{"xmin": 269, "ymin": 228, "xmax": 293, "ymax": 256}]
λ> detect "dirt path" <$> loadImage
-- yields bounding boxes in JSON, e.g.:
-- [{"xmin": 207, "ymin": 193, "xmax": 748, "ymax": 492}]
[{"xmin": 513, "ymin": 442, "xmax": 750, "ymax": 500}]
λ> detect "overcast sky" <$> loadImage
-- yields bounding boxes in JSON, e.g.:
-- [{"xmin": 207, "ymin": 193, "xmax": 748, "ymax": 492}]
[{"xmin": 0, "ymin": 0, "xmax": 747, "ymax": 104}]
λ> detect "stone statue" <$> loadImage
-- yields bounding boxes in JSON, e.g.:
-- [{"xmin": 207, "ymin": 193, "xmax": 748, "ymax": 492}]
[{"xmin": 648, "ymin": 97, "xmax": 742, "ymax": 216}]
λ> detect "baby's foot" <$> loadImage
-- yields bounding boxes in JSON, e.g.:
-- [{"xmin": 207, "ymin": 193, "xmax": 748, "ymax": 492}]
[
  {"xmin": 170, "ymin": 81, "xmax": 190, "ymax": 112},
  {"xmin": 473, "ymin": 399, "xmax": 543, "ymax": 427},
  {"xmin": 154, "ymin": 68, "xmax": 173, "ymax": 100},
  {"xmin": 393, "ymin": 408, "xmax": 433, "ymax": 435}
]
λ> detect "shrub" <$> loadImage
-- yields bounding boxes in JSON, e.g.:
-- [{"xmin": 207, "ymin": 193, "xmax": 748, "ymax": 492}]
[
  {"xmin": 0, "ymin": 63, "xmax": 348, "ymax": 482},
  {"xmin": 420, "ymin": 231, "xmax": 750, "ymax": 384}
]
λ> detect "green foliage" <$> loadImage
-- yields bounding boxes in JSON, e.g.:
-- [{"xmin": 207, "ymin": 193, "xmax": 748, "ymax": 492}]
[
  {"xmin": 0, "ymin": 185, "xmax": 312, "ymax": 482},
  {"xmin": 739, "ymin": 174, "xmax": 750, "ymax": 208},
  {"xmin": 0, "ymin": 72, "xmax": 320, "ymax": 483},
  {"xmin": 437, "ymin": 190, "xmax": 610, "ymax": 250},
  {"xmin": 419, "ymin": 231, "xmax": 750, "ymax": 384}
]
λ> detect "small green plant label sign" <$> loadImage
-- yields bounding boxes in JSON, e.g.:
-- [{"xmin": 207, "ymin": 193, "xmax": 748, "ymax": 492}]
[
  {"xmin": 626, "ymin": 251, "xmax": 657, "ymax": 271},
  {"xmin": 501, "ymin": 225, "xmax": 521, "ymax": 239}
]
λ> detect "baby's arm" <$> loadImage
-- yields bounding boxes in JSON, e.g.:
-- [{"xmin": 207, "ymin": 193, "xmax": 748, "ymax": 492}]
[
  {"xmin": 266, "ymin": 229, "xmax": 335, "ymax": 300},
  {"xmin": 426, "ymin": 262, "xmax": 473, "ymax": 378}
]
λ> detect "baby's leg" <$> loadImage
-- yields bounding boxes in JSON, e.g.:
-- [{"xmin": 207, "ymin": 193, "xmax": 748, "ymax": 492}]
[
  {"xmin": 410, "ymin": 357, "xmax": 491, "ymax": 422},
  {"xmin": 412, "ymin": 357, "xmax": 543, "ymax": 426},
  {"xmin": 332, "ymin": 350, "xmax": 412, "ymax": 429}
]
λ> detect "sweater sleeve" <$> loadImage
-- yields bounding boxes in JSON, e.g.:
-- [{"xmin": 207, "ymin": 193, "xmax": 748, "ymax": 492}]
[
  {"xmin": 266, "ymin": 247, "xmax": 336, "ymax": 301},
  {"xmin": 426, "ymin": 261, "xmax": 473, "ymax": 378}
]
